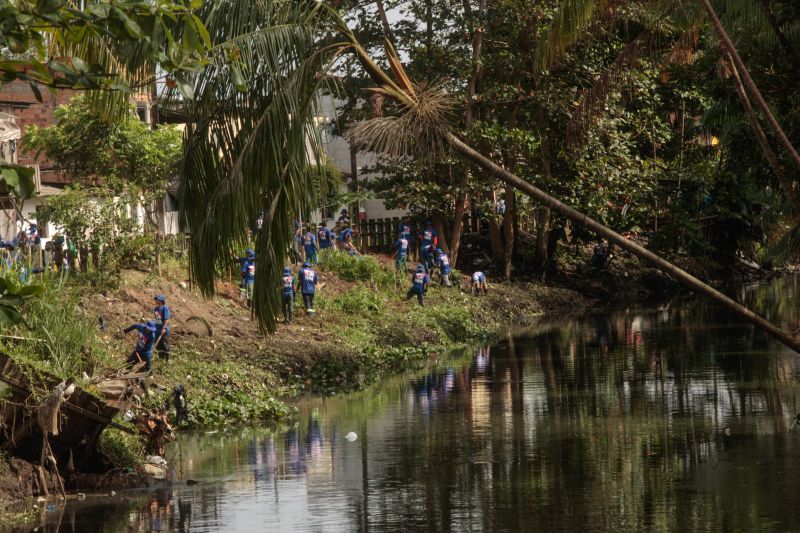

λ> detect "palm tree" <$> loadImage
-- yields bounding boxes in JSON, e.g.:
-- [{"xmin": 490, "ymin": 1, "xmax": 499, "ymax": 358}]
[{"xmin": 171, "ymin": 0, "xmax": 800, "ymax": 352}]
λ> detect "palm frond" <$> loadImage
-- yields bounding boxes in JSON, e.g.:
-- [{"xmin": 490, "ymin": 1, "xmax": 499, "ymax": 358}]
[
  {"xmin": 177, "ymin": 0, "xmax": 337, "ymax": 332},
  {"xmin": 766, "ymin": 222, "xmax": 800, "ymax": 263},
  {"xmin": 534, "ymin": 0, "xmax": 609, "ymax": 72},
  {"xmin": 347, "ymin": 82, "xmax": 455, "ymax": 161}
]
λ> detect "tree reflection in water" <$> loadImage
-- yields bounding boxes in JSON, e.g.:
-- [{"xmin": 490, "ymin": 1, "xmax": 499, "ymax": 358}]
[{"xmin": 26, "ymin": 276, "xmax": 800, "ymax": 532}]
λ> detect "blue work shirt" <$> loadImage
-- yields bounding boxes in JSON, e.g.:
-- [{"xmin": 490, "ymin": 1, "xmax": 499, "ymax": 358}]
[
  {"xmin": 396, "ymin": 238, "xmax": 409, "ymax": 256},
  {"xmin": 317, "ymin": 227, "xmax": 333, "ymax": 249},
  {"xmin": 339, "ymin": 228, "xmax": 353, "ymax": 242},
  {"xmin": 125, "ymin": 324, "xmax": 155, "ymax": 357},
  {"xmin": 437, "ymin": 253, "xmax": 451, "ymax": 274},
  {"xmin": 154, "ymin": 305, "xmax": 172, "ymax": 334},
  {"xmin": 239, "ymin": 256, "xmax": 252, "ymax": 274},
  {"xmin": 398, "ymin": 223, "xmax": 412, "ymax": 241},
  {"xmin": 282, "ymin": 274, "xmax": 295, "ymax": 296},
  {"xmin": 298, "ymin": 267, "xmax": 318, "ymax": 294},
  {"xmin": 244, "ymin": 261, "xmax": 256, "ymax": 281},
  {"xmin": 303, "ymin": 232, "xmax": 317, "ymax": 254},
  {"xmin": 472, "ymin": 272, "xmax": 486, "ymax": 283},
  {"xmin": 419, "ymin": 226, "xmax": 437, "ymax": 249},
  {"xmin": 410, "ymin": 271, "xmax": 430, "ymax": 293}
]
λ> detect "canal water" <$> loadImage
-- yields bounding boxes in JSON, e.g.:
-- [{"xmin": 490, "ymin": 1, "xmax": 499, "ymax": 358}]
[{"xmin": 22, "ymin": 276, "xmax": 800, "ymax": 532}]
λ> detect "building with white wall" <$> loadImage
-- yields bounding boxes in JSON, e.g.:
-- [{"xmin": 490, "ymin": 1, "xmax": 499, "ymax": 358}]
[{"xmin": 314, "ymin": 95, "xmax": 408, "ymax": 224}]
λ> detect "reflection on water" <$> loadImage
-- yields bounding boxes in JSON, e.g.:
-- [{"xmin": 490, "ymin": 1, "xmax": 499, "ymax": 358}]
[{"xmin": 21, "ymin": 276, "xmax": 800, "ymax": 532}]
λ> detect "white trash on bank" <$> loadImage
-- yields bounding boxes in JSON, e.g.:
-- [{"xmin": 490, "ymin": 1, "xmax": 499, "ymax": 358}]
[{"xmin": 345, "ymin": 432, "xmax": 358, "ymax": 442}]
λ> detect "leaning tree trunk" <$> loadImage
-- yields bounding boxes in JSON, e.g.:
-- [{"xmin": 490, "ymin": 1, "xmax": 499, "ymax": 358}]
[
  {"xmin": 344, "ymin": 22, "xmax": 800, "ymax": 353},
  {"xmin": 445, "ymin": 131, "xmax": 800, "ymax": 354},
  {"xmin": 724, "ymin": 52, "xmax": 800, "ymax": 216},
  {"xmin": 700, "ymin": 0, "xmax": 800, "ymax": 173}
]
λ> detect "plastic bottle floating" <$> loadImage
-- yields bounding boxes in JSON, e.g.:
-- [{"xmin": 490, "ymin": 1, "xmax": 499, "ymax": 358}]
[{"xmin": 345, "ymin": 432, "xmax": 358, "ymax": 442}]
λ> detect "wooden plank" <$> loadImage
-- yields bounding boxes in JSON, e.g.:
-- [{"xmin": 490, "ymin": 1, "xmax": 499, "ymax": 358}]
[{"xmin": 0, "ymin": 374, "xmax": 133, "ymax": 435}]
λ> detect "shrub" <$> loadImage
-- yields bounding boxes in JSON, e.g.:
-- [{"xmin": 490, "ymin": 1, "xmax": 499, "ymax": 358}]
[
  {"xmin": 318, "ymin": 251, "xmax": 395, "ymax": 289},
  {"xmin": 6, "ymin": 278, "xmax": 110, "ymax": 378},
  {"xmin": 318, "ymin": 286, "xmax": 384, "ymax": 316},
  {"xmin": 98, "ymin": 428, "xmax": 145, "ymax": 470}
]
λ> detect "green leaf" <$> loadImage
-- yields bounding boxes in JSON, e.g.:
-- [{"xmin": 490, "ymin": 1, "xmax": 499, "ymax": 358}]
[
  {"xmin": 182, "ymin": 17, "xmax": 202, "ymax": 51},
  {"xmin": 19, "ymin": 284, "xmax": 45, "ymax": 297},
  {"xmin": 0, "ymin": 166, "xmax": 36, "ymax": 199},
  {"xmin": 230, "ymin": 64, "xmax": 247, "ymax": 92},
  {"xmin": 29, "ymin": 83, "xmax": 43, "ymax": 103},
  {"xmin": 191, "ymin": 15, "xmax": 211, "ymax": 49},
  {"xmin": 0, "ymin": 306, "xmax": 22, "ymax": 327},
  {"xmin": 112, "ymin": 7, "xmax": 143, "ymax": 38},
  {"xmin": 174, "ymin": 73, "xmax": 194, "ymax": 99}
]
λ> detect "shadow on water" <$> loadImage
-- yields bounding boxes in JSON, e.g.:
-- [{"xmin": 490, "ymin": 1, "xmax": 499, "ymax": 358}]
[{"xmin": 18, "ymin": 275, "xmax": 800, "ymax": 532}]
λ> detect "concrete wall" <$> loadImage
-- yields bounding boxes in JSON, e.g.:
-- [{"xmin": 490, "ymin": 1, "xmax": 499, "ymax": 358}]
[{"xmin": 316, "ymin": 95, "xmax": 409, "ymax": 222}]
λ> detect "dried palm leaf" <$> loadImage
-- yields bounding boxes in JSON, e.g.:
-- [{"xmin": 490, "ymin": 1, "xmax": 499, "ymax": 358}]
[{"xmin": 347, "ymin": 82, "xmax": 455, "ymax": 161}]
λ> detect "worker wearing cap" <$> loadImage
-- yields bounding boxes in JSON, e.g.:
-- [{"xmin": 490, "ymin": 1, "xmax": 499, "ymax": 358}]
[
  {"xmin": 153, "ymin": 294, "xmax": 172, "ymax": 362},
  {"xmin": 243, "ymin": 252, "xmax": 256, "ymax": 308},
  {"xmin": 436, "ymin": 248, "xmax": 452, "ymax": 287},
  {"xmin": 472, "ymin": 271, "xmax": 488, "ymax": 296},
  {"xmin": 281, "ymin": 266, "xmax": 295, "ymax": 323},
  {"xmin": 237, "ymin": 249, "xmax": 255, "ymax": 300},
  {"xmin": 297, "ymin": 261, "xmax": 318, "ymax": 316},
  {"xmin": 124, "ymin": 320, "xmax": 157, "ymax": 372},
  {"xmin": 303, "ymin": 226, "xmax": 318, "ymax": 264},
  {"xmin": 394, "ymin": 235, "xmax": 409, "ymax": 273},
  {"xmin": 406, "ymin": 264, "xmax": 431, "ymax": 307},
  {"xmin": 418, "ymin": 220, "xmax": 438, "ymax": 272},
  {"xmin": 317, "ymin": 221, "xmax": 335, "ymax": 252}
]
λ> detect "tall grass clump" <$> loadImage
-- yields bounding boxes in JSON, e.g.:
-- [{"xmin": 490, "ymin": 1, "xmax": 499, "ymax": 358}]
[
  {"xmin": 318, "ymin": 250, "xmax": 396, "ymax": 290},
  {"xmin": 5, "ymin": 276, "xmax": 110, "ymax": 379},
  {"xmin": 318, "ymin": 287, "xmax": 385, "ymax": 317}
]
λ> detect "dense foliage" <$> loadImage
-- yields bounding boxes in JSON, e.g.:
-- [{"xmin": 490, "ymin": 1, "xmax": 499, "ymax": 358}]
[{"xmin": 339, "ymin": 0, "xmax": 800, "ymax": 277}]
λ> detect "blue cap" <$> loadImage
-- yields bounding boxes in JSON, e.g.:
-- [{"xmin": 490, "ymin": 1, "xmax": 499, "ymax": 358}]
[
  {"xmin": 425, "ymin": 219, "xmax": 432, "ymax": 225},
  {"xmin": 154, "ymin": 294, "xmax": 166, "ymax": 302},
  {"xmin": 435, "ymin": 248, "xmax": 442, "ymax": 254},
  {"xmin": 416, "ymin": 264, "xmax": 425, "ymax": 272},
  {"xmin": 145, "ymin": 320, "xmax": 157, "ymax": 332},
  {"xmin": 302, "ymin": 261, "xmax": 310, "ymax": 268},
  {"xmin": 246, "ymin": 249, "xmax": 255, "ymax": 258},
  {"xmin": 283, "ymin": 267, "xmax": 291, "ymax": 275}
]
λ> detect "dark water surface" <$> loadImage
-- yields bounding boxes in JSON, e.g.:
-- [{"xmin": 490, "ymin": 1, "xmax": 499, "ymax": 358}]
[{"xmin": 23, "ymin": 276, "xmax": 800, "ymax": 532}]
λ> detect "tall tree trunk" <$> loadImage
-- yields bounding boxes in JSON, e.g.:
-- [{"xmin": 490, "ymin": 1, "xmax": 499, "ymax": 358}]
[
  {"xmin": 432, "ymin": 214, "xmax": 449, "ymax": 253},
  {"xmin": 349, "ymin": 144, "xmax": 359, "ymax": 219},
  {"xmin": 374, "ymin": 0, "xmax": 397, "ymax": 49},
  {"xmin": 488, "ymin": 189, "xmax": 505, "ymax": 269},
  {"xmin": 700, "ymin": 0, "xmax": 800, "ymax": 172},
  {"xmin": 445, "ymin": 131, "xmax": 800, "ymax": 354},
  {"xmin": 346, "ymin": 13, "xmax": 800, "ymax": 352},
  {"xmin": 501, "ymin": 186, "xmax": 515, "ymax": 279},
  {"xmin": 533, "ymin": 207, "xmax": 550, "ymax": 273},
  {"xmin": 725, "ymin": 52, "xmax": 800, "ymax": 216},
  {"xmin": 450, "ymin": 0, "xmax": 486, "ymax": 268}
]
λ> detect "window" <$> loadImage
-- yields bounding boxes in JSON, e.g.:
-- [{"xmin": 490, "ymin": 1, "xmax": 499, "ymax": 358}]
[
  {"xmin": 165, "ymin": 192, "xmax": 179, "ymax": 212},
  {"xmin": 136, "ymin": 105, "xmax": 148, "ymax": 123}
]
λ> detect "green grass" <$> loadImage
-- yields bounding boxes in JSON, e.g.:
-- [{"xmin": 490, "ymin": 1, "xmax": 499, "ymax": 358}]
[
  {"xmin": 2, "ymin": 276, "xmax": 113, "ymax": 381},
  {"xmin": 98, "ymin": 428, "xmax": 146, "ymax": 470},
  {"xmin": 150, "ymin": 346, "xmax": 292, "ymax": 427},
  {"xmin": 318, "ymin": 250, "xmax": 397, "ymax": 289}
]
